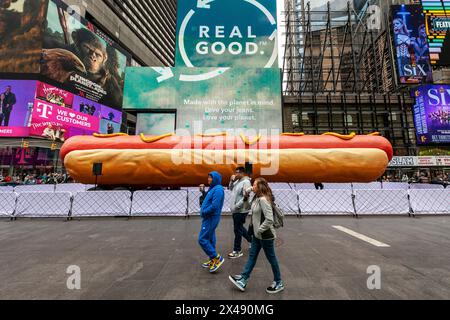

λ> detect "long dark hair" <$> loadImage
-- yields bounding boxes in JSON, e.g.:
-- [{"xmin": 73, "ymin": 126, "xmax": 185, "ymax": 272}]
[{"xmin": 253, "ymin": 177, "xmax": 274, "ymax": 204}]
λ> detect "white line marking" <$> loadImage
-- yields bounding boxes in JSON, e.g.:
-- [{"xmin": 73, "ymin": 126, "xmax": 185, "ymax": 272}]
[{"xmin": 332, "ymin": 226, "xmax": 391, "ymax": 248}]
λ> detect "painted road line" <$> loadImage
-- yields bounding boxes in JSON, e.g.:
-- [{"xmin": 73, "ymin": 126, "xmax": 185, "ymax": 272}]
[{"xmin": 332, "ymin": 226, "xmax": 391, "ymax": 248}]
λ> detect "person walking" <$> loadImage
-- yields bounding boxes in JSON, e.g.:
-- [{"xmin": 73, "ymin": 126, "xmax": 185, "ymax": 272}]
[
  {"xmin": 228, "ymin": 167, "xmax": 252, "ymax": 259},
  {"xmin": 229, "ymin": 177, "xmax": 285, "ymax": 294},
  {"xmin": 199, "ymin": 171, "xmax": 225, "ymax": 273}
]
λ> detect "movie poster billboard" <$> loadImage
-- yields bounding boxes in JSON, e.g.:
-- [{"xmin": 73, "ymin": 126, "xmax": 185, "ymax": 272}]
[
  {"xmin": 175, "ymin": 0, "xmax": 278, "ymax": 68},
  {"xmin": 124, "ymin": 67, "xmax": 283, "ymax": 133},
  {"xmin": 391, "ymin": 5, "xmax": 433, "ymax": 84},
  {"xmin": 0, "ymin": 79, "xmax": 36, "ymax": 137},
  {"xmin": 0, "ymin": 0, "xmax": 48, "ymax": 73},
  {"xmin": 29, "ymin": 99, "xmax": 99, "ymax": 142},
  {"xmin": 41, "ymin": 0, "xmax": 130, "ymax": 109},
  {"xmin": 413, "ymin": 85, "xmax": 450, "ymax": 144}
]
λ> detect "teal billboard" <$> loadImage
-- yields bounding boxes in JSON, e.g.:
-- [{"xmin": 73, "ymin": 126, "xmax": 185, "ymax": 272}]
[
  {"xmin": 123, "ymin": 67, "xmax": 282, "ymax": 133},
  {"xmin": 175, "ymin": 0, "xmax": 278, "ymax": 68}
]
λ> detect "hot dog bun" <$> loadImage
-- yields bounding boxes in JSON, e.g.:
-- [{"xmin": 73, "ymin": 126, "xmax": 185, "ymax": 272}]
[{"xmin": 61, "ymin": 133, "xmax": 393, "ymax": 186}]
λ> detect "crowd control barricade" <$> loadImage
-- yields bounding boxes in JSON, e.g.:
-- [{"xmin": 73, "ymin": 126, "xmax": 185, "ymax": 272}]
[
  {"xmin": 354, "ymin": 190, "xmax": 410, "ymax": 215},
  {"xmin": 0, "ymin": 186, "xmax": 14, "ymax": 193},
  {"xmin": 273, "ymin": 189, "xmax": 300, "ymax": 215},
  {"xmin": 270, "ymin": 183, "xmax": 295, "ymax": 190},
  {"xmin": 14, "ymin": 185, "xmax": 56, "ymax": 193},
  {"xmin": 352, "ymin": 182, "xmax": 382, "ymax": 190},
  {"xmin": 295, "ymin": 184, "xmax": 318, "ymax": 190},
  {"xmin": 321, "ymin": 183, "xmax": 353, "ymax": 190},
  {"xmin": 187, "ymin": 189, "xmax": 232, "ymax": 216},
  {"xmin": 382, "ymin": 182, "xmax": 410, "ymax": 190},
  {"xmin": 72, "ymin": 191, "xmax": 132, "ymax": 217},
  {"xmin": 409, "ymin": 184, "xmax": 444, "ymax": 190},
  {"xmin": 14, "ymin": 192, "xmax": 72, "ymax": 218},
  {"xmin": 131, "ymin": 191, "xmax": 188, "ymax": 217},
  {"xmin": 409, "ymin": 189, "xmax": 450, "ymax": 215},
  {"xmin": 0, "ymin": 192, "xmax": 17, "ymax": 218},
  {"xmin": 56, "ymin": 183, "xmax": 86, "ymax": 194},
  {"xmin": 298, "ymin": 190, "xmax": 355, "ymax": 215}
]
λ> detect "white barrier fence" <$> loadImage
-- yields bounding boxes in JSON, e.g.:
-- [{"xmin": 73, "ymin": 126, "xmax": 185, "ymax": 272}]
[
  {"xmin": 298, "ymin": 190, "xmax": 355, "ymax": 215},
  {"xmin": 15, "ymin": 192, "xmax": 72, "ymax": 218},
  {"xmin": 72, "ymin": 191, "xmax": 132, "ymax": 217},
  {"xmin": 131, "ymin": 191, "xmax": 187, "ymax": 216},
  {"xmin": 409, "ymin": 190, "xmax": 450, "ymax": 215},
  {"xmin": 354, "ymin": 190, "xmax": 410, "ymax": 215},
  {"xmin": 0, "ymin": 183, "xmax": 448, "ymax": 219}
]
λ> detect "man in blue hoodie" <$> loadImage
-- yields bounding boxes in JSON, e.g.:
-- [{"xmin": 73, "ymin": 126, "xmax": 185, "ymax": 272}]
[{"xmin": 199, "ymin": 171, "xmax": 225, "ymax": 273}]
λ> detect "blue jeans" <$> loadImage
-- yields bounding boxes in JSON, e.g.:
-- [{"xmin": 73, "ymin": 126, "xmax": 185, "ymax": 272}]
[
  {"xmin": 233, "ymin": 213, "xmax": 252, "ymax": 252},
  {"xmin": 241, "ymin": 237, "xmax": 282, "ymax": 283},
  {"xmin": 198, "ymin": 215, "xmax": 221, "ymax": 259}
]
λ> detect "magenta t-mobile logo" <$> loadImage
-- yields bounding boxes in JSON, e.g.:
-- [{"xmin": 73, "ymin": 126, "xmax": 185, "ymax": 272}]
[{"xmin": 36, "ymin": 102, "xmax": 53, "ymax": 119}]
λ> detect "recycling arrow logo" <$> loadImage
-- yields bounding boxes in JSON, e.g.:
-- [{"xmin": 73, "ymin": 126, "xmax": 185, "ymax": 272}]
[{"xmin": 178, "ymin": 0, "xmax": 278, "ymax": 69}]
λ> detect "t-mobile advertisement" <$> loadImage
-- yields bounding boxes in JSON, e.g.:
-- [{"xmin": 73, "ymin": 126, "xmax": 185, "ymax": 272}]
[
  {"xmin": 73, "ymin": 95, "xmax": 101, "ymax": 117},
  {"xmin": 414, "ymin": 85, "xmax": 450, "ymax": 145},
  {"xmin": 41, "ymin": 0, "xmax": 130, "ymax": 109},
  {"xmin": 29, "ymin": 99, "xmax": 99, "ymax": 142},
  {"xmin": 0, "ymin": 79, "xmax": 36, "ymax": 137},
  {"xmin": 391, "ymin": 5, "xmax": 433, "ymax": 84}
]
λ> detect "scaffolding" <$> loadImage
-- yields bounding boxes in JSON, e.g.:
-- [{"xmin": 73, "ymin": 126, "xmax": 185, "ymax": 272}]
[{"xmin": 282, "ymin": 0, "xmax": 398, "ymax": 95}]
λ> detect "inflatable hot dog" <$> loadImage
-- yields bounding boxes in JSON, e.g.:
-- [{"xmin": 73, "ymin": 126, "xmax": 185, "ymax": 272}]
[{"xmin": 60, "ymin": 132, "xmax": 393, "ymax": 186}]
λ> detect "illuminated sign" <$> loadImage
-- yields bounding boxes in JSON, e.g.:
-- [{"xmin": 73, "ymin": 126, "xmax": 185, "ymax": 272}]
[
  {"xmin": 422, "ymin": 0, "xmax": 450, "ymax": 66},
  {"xmin": 175, "ymin": 0, "xmax": 278, "ymax": 68}
]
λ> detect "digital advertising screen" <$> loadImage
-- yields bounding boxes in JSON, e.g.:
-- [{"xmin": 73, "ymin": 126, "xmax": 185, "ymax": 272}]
[
  {"xmin": 0, "ymin": 0, "xmax": 48, "ymax": 73},
  {"xmin": 0, "ymin": 79, "xmax": 36, "ymax": 137},
  {"xmin": 42, "ymin": 0, "xmax": 130, "ymax": 109},
  {"xmin": 391, "ymin": 4, "xmax": 433, "ymax": 84},
  {"xmin": 422, "ymin": 0, "xmax": 450, "ymax": 66},
  {"xmin": 413, "ymin": 85, "xmax": 450, "ymax": 145},
  {"xmin": 123, "ymin": 67, "xmax": 283, "ymax": 133},
  {"xmin": 136, "ymin": 113, "xmax": 176, "ymax": 135},
  {"xmin": 175, "ymin": 0, "xmax": 278, "ymax": 68},
  {"xmin": 99, "ymin": 118, "xmax": 121, "ymax": 135},
  {"xmin": 29, "ymin": 99, "xmax": 100, "ymax": 142},
  {"xmin": 36, "ymin": 81, "xmax": 74, "ymax": 108}
]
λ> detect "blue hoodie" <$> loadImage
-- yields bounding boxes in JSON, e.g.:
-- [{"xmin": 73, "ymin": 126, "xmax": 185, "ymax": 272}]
[{"xmin": 200, "ymin": 171, "xmax": 225, "ymax": 218}]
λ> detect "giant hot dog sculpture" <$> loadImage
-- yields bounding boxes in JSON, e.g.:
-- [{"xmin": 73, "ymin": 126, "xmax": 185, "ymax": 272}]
[{"xmin": 60, "ymin": 132, "xmax": 393, "ymax": 186}]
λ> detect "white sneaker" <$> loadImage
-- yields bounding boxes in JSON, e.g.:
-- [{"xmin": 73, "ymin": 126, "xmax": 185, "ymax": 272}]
[{"xmin": 228, "ymin": 251, "xmax": 244, "ymax": 259}]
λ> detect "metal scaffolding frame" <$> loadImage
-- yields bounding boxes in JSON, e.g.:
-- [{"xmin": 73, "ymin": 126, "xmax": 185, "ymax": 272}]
[{"xmin": 282, "ymin": 0, "xmax": 398, "ymax": 95}]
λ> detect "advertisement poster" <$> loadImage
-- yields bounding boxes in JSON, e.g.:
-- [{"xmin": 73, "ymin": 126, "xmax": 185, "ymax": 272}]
[
  {"xmin": 136, "ymin": 113, "xmax": 176, "ymax": 135},
  {"xmin": 36, "ymin": 81, "xmax": 74, "ymax": 108},
  {"xmin": 72, "ymin": 95, "xmax": 101, "ymax": 117},
  {"xmin": 29, "ymin": 99, "xmax": 99, "ymax": 142},
  {"xmin": 99, "ymin": 119, "xmax": 121, "ymax": 135},
  {"xmin": 100, "ymin": 105, "xmax": 122, "ymax": 124},
  {"xmin": 413, "ymin": 85, "xmax": 450, "ymax": 145},
  {"xmin": 41, "ymin": 0, "xmax": 130, "ymax": 109},
  {"xmin": 124, "ymin": 67, "xmax": 283, "ymax": 133},
  {"xmin": 422, "ymin": 0, "xmax": 450, "ymax": 66},
  {"xmin": 0, "ymin": 79, "xmax": 36, "ymax": 137},
  {"xmin": 175, "ymin": 0, "xmax": 278, "ymax": 68},
  {"xmin": 0, "ymin": 0, "xmax": 48, "ymax": 73},
  {"xmin": 392, "ymin": 5, "xmax": 433, "ymax": 84}
]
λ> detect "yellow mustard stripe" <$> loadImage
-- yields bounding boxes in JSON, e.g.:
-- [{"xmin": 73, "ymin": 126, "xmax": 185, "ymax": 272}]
[
  {"xmin": 367, "ymin": 132, "xmax": 381, "ymax": 136},
  {"xmin": 322, "ymin": 132, "xmax": 356, "ymax": 140},
  {"xmin": 240, "ymin": 133, "xmax": 262, "ymax": 145},
  {"xmin": 281, "ymin": 133, "xmax": 305, "ymax": 136},
  {"xmin": 140, "ymin": 133, "xmax": 174, "ymax": 143},
  {"xmin": 93, "ymin": 133, "xmax": 128, "ymax": 138},
  {"xmin": 196, "ymin": 132, "xmax": 228, "ymax": 137}
]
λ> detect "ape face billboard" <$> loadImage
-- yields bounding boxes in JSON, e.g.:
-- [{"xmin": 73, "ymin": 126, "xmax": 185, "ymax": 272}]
[
  {"xmin": 41, "ymin": 0, "xmax": 130, "ymax": 109},
  {"xmin": 413, "ymin": 85, "xmax": 450, "ymax": 145},
  {"xmin": 0, "ymin": 79, "xmax": 36, "ymax": 137},
  {"xmin": 123, "ymin": 67, "xmax": 282, "ymax": 133},
  {"xmin": 391, "ymin": 5, "xmax": 433, "ymax": 84},
  {"xmin": 175, "ymin": 0, "xmax": 278, "ymax": 68},
  {"xmin": 0, "ymin": 0, "xmax": 48, "ymax": 73}
]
